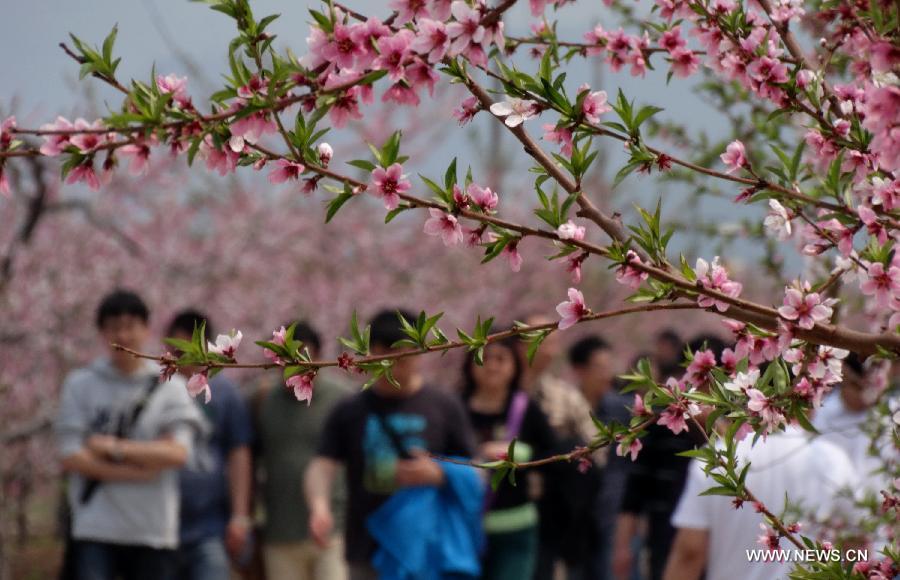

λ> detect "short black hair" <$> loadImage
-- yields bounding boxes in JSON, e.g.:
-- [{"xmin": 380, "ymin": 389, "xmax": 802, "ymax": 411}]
[
  {"xmin": 369, "ymin": 309, "xmax": 416, "ymax": 349},
  {"xmin": 96, "ymin": 290, "xmax": 150, "ymax": 329},
  {"xmin": 288, "ymin": 320, "xmax": 322, "ymax": 354},
  {"xmin": 844, "ymin": 352, "xmax": 865, "ymax": 377},
  {"xmin": 568, "ymin": 335, "xmax": 611, "ymax": 367},
  {"xmin": 167, "ymin": 309, "xmax": 212, "ymax": 338},
  {"xmin": 656, "ymin": 329, "xmax": 681, "ymax": 346}
]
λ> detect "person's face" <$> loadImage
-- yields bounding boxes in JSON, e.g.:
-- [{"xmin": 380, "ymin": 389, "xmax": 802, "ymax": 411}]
[
  {"xmin": 371, "ymin": 343, "xmax": 420, "ymax": 396},
  {"xmin": 522, "ymin": 315, "xmax": 561, "ymax": 370},
  {"xmin": 100, "ymin": 315, "xmax": 149, "ymax": 367},
  {"xmin": 574, "ymin": 349, "xmax": 614, "ymax": 399},
  {"xmin": 655, "ymin": 338, "xmax": 681, "ymax": 367},
  {"xmin": 470, "ymin": 344, "xmax": 517, "ymax": 396},
  {"xmin": 841, "ymin": 371, "xmax": 870, "ymax": 413}
]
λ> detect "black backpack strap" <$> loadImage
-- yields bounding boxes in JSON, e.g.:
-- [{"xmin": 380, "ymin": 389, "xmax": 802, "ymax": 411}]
[
  {"xmin": 119, "ymin": 374, "xmax": 163, "ymax": 437},
  {"xmin": 371, "ymin": 404, "xmax": 413, "ymax": 460},
  {"xmin": 80, "ymin": 374, "xmax": 163, "ymax": 504}
]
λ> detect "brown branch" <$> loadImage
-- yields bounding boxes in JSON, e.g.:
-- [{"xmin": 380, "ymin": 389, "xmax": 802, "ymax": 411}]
[
  {"xmin": 114, "ymin": 302, "xmax": 702, "ymax": 370},
  {"xmin": 59, "ymin": 42, "xmax": 130, "ymax": 95},
  {"xmin": 432, "ymin": 418, "xmax": 656, "ymax": 469},
  {"xmin": 460, "ymin": 74, "xmax": 633, "ymax": 247}
]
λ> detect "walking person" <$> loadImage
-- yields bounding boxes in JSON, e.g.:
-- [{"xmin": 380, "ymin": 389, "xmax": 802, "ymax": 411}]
[
  {"xmin": 55, "ymin": 290, "xmax": 204, "ymax": 580},
  {"xmin": 462, "ymin": 337, "xmax": 559, "ymax": 580},
  {"xmin": 304, "ymin": 309, "xmax": 482, "ymax": 580},
  {"xmin": 568, "ymin": 335, "xmax": 633, "ymax": 579},
  {"xmin": 255, "ymin": 321, "xmax": 351, "ymax": 580},
  {"xmin": 167, "ymin": 310, "xmax": 254, "ymax": 580}
]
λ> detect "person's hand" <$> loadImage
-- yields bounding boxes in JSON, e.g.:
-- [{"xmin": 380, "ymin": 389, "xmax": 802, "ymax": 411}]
[
  {"xmin": 87, "ymin": 434, "xmax": 120, "ymax": 458},
  {"xmin": 479, "ymin": 440, "xmax": 509, "ymax": 461},
  {"xmin": 612, "ymin": 544, "xmax": 633, "ymax": 580},
  {"xmin": 395, "ymin": 450, "xmax": 444, "ymax": 487},
  {"xmin": 309, "ymin": 503, "xmax": 334, "ymax": 549},
  {"xmin": 118, "ymin": 463, "xmax": 159, "ymax": 481},
  {"xmin": 225, "ymin": 515, "xmax": 251, "ymax": 560}
]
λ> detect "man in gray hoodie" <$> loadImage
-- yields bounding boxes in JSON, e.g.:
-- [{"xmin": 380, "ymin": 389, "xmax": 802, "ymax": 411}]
[{"xmin": 55, "ymin": 290, "xmax": 204, "ymax": 580}]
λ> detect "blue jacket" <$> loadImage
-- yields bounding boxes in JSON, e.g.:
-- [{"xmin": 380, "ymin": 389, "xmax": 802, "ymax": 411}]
[{"xmin": 366, "ymin": 460, "xmax": 484, "ymax": 580}]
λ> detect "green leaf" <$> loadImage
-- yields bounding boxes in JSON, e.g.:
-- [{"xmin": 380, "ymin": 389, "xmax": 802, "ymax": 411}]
[
  {"xmin": 102, "ymin": 25, "xmax": 118, "ymax": 66},
  {"xmin": 613, "ymin": 161, "xmax": 643, "ymax": 189},
  {"xmin": 325, "ymin": 191, "xmax": 354, "ymax": 223},
  {"xmin": 633, "ymin": 105, "xmax": 663, "ymax": 129},
  {"xmin": 385, "ymin": 206, "xmax": 411, "ymax": 223},
  {"xmin": 347, "ymin": 159, "xmax": 376, "ymax": 172},
  {"xmin": 444, "ymin": 158, "xmax": 458, "ymax": 190},
  {"xmin": 308, "ymin": 9, "xmax": 333, "ymax": 34},
  {"xmin": 699, "ymin": 486, "xmax": 737, "ymax": 497},
  {"xmin": 163, "ymin": 337, "xmax": 195, "ymax": 353},
  {"xmin": 490, "ymin": 466, "xmax": 508, "ymax": 491},
  {"xmin": 794, "ymin": 410, "xmax": 818, "ymax": 434}
]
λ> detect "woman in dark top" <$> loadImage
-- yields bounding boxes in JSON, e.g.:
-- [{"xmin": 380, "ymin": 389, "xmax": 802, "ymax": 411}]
[{"xmin": 461, "ymin": 337, "xmax": 558, "ymax": 580}]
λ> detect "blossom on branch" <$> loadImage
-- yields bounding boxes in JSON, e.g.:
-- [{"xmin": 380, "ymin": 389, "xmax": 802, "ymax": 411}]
[
  {"xmin": 580, "ymin": 87, "xmax": 612, "ymax": 124},
  {"xmin": 695, "ymin": 256, "xmax": 743, "ymax": 312},
  {"xmin": 556, "ymin": 287, "xmax": 588, "ymax": 330},
  {"xmin": 208, "ymin": 330, "xmax": 242, "ymax": 359},
  {"xmin": 268, "ymin": 159, "xmax": 306, "ymax": 184},
  {"xmin": 720, "ymin": 140, "xmax": 747, "ymax": 173},
  {"xmin": 859, "ymin": 261, "xmax": 900, "ymax": 307},
  {"xmin": 763, "ymin": 199, "xmax": 792, "ymax": 240},
  {"xmin": 490, "ymin": 98, "xmax": 539, "ymax": 128},
  {"xmin": 187, "ymin": 372, "xmax": 211, "ymax": 404},
  {"xmin": 286, "ymin": 373, "xmax": 315, "ymax": 405},
  {"xmin": 777, "ymin": 284, "xmax": 835, "ymax": 329},
  {"xmin": 615, "ymin": 250, "xmax": 649, "ymax": 289},
  {"xmin": 467, "ymin": 183, "xmax": 498, "ymax": 212},
  {"xmin": 557, "ymin": 220, "xmax": 585, "ymax": 241},
  {"xmin": 423, "ymin": 208, "xmax": 464, "ymax": 246},
  {"xmin": 724, "ymin": 369, "xmax": 760, "ymax": 394},
  {"xmin": 370, "ymin": 163, "xmax": 411, "ymax": 210}
]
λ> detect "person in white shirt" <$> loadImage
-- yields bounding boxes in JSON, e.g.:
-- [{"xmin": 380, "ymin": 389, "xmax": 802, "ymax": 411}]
[
  {"xmin": 662, "ymin": 425, "xmax": 858, "ymax": 580},
  {"xmin": 813, "ymin": 354, "xmax": 891, "ymax": 494},
  {"xmin": 813, "ymin": 353, "xmax": 896, "ymax": 552}
]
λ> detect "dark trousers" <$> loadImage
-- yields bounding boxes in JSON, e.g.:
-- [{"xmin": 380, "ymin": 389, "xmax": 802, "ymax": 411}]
[
  {"xmin": 74, "ymin": 540, "xmax": 176, "ymax": 580},
  {"xmin": 483, "ymin": 526, "xmax": 539, "ymax": 580}
]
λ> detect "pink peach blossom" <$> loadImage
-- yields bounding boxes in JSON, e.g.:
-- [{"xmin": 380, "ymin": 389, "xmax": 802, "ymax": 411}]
[
  {"xmin": 556, "ymin": 287, "xmax": 588, "ymax": 330},
  {"xmin": 423, "ymin": 208, "xmax": 464, "ymax": 246}
]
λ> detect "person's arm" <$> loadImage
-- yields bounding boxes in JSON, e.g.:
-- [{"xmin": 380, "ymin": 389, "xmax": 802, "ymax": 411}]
[
  {"xmin": 611, "ymin": 512, "xmax": 640, "ymax": 580},
  {"xmin": 662, "ymin": 528, "xmax": 709, "ymax": 580},
  {"xmin": 395, "ymin": 449, "xmax": 445, "ymax": 487},
  {"xmin": 60, "ymin": 448, "xmax": 158, "ymax": 482},
  {"xmin": 304, "ymin": 456, "xmax": 339, "ymax": 548},
  {"xmin": 87, "ymin": 433, "xmax": 188, "ymax": 469},
  {"xmin": 225, "ymin": 445, "xmax": 253, "ymax": 558},
  {"xmin": 222, "ymin": 384, "xmax": 255, "ymax": 559}
]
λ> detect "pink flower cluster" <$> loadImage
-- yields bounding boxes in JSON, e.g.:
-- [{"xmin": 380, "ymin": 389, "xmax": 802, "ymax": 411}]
[
  {"xmin": 777, "ymin": 281, "xmax": 836, "ymax": 330},
  {"xmin": 694, "ymin": 256, "xmax": 743, "ymax": 312},
  {"xmin": 615, "ymin": 250, "xmax": 649, "ymax": 290},
  {"xmin": 583, "ymin": 26, "xmax": 652, "ymax": 78},
  {"xmin": 300, "ymin": 1, "xmax": 504, "ymax": 127},
  {"xmin": 657, "ymin": 378, "xmax": 702, "ymax": 435}
]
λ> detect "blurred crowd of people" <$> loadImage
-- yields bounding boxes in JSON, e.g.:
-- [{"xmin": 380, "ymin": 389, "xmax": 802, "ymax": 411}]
[{"xmin": 53, "ymin": 289, "xmax": 895, "ymax": 580}]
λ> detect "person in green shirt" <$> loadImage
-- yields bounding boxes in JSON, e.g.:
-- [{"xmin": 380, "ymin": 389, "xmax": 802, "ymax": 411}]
[{"xmin": 254, "ymin": 321, "xmax": 351, "ymax": 580}]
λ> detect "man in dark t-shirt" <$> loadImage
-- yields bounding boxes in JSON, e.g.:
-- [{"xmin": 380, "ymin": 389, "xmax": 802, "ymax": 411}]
[{"xmin": 304, "ymin": 310, "xmax": 477, "ymax": 579}]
